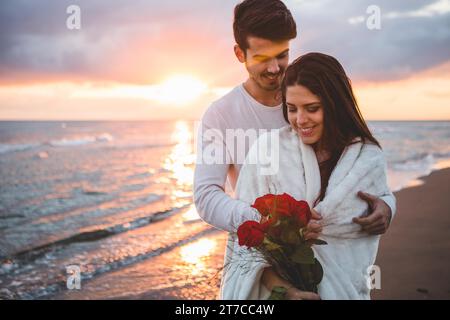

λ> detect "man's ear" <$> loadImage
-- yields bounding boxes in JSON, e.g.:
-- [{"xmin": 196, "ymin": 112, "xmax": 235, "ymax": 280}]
[{"xmin": 234, "ymin": 44, "xmax": 246, "ymax": 63}]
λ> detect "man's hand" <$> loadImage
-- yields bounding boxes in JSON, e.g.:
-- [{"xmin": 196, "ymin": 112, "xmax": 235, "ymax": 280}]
[{"xmin": 353, "ymin": 191, "xmax": 392, "ymax": 235}]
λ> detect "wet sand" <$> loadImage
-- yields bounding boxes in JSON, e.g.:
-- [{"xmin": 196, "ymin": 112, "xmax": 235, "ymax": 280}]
[
  {"xmin": 372, "ymin": 168, "xmax": 450, "ymax": 300},
  {"xmin": 56, "ymin": 209, "xmax": 228, "ymax": 300}
]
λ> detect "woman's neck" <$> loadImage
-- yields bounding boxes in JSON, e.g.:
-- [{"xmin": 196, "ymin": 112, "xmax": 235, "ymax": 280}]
[{"xmin": 313, "ymin": 144, "xmax": 330, "ymax": 164}]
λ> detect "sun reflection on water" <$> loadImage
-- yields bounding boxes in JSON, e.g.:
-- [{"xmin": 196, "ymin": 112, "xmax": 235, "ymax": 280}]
[
  {"xmin": 180, "ymin": 238, "xmax": 217, "ymax": 275},
  {"xmin": 182, "ymin": 205, "xmax": 201, "ymax": 222},
  {"xmin": 162, "ymin": 121, "xmax": 196, "ymax": 206},
  {"xmin": 163, "ymin": 121, "xmax": 195, "ymax": 187}
]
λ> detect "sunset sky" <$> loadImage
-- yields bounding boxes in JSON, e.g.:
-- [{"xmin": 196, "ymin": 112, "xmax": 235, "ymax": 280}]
[{"xmin": 0, "ymin": 0, "xmax": 449, "ymax": 120}]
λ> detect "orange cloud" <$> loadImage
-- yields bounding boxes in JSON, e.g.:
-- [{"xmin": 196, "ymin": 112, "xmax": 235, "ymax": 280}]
[{"xmin": 355, "ymin": 61, "xmax": 450, "ymax": 120}]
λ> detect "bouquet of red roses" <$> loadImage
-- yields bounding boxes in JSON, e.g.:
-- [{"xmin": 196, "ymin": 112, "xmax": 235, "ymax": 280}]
[{"xmin": 237, "ymin": 193, "xmax": 326, "ymax": 299}]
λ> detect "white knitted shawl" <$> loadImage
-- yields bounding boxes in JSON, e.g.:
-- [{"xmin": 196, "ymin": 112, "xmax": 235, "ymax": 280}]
[{"xmin": 220, "ymin": 126, "xmax": 393, "ymax": 300}]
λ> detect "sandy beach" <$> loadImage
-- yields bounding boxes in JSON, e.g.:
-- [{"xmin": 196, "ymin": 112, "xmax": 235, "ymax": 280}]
[{"xmin": 372, "ymin": 167, "xmax": 450, "ymax": 300}]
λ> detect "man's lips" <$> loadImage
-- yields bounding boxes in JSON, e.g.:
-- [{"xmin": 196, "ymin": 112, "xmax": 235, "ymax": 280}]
[{"xmin": 263, "ymin": 74, "xmax": 280, "ymax": 81}]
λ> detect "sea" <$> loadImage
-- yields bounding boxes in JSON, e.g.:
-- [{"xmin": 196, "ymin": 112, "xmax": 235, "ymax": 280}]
[{"xmin": 0, "ymin": 120, "xmax": 449, "ymax": 299}]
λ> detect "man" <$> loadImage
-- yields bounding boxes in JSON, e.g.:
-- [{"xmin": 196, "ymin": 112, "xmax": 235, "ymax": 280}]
[{"xmin": 194, "ymin": 0, "xmax": 394, "ymax": 244}]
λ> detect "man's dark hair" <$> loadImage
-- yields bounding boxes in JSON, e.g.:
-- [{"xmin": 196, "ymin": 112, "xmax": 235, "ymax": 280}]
[{"xmin": 233, "ymin": 0, "xmax": 297, "ymax": 53}]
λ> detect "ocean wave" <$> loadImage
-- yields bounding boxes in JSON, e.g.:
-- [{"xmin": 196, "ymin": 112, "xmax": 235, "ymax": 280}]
[
  {"xmin": 5, "ymin": 225, "xmax": 216, "ymax": 299},
  {"xmin": 10, "ymin": 208, "xmax": 175, "ymax": 262},
  {"xmin": 391, "ymin": 153, "xmax": 435, "ymax": 171},
  {"xmin": 106, "ymin": 142, "xmax": 176, "ymax": 150},
  {"xmin": 49, "ymin": 133, "xmax": 113, "ymax": 147},
  {"xmin": 435, "ymin": 151, "xmax": 450, "ymax": 159},
  {"xmin": 388, "ymin": 151, "xmax": 450, "ymax": 192},
  {"xmin": 0, "ymin": 143, "xmax": 39, "ymax": 155}
]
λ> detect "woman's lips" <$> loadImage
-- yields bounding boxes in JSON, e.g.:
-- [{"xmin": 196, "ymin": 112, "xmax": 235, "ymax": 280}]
[{"xmin": 298, "ymin": 125, "xmax": 316, "ymax": 137}]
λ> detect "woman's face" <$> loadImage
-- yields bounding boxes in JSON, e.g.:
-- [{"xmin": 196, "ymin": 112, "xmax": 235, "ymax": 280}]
[{"xmin": 286, "ymin": 84, "xmax": 324, "ymax": 146}]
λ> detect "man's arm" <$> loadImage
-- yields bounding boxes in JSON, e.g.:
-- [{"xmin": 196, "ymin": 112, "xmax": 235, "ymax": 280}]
[
  {"xmin": 194, "ymin": 162, "xmax": 260, "ymax": 232},
  {"xmin": 193, "ymin": 108, "xmax": 260, "ymax": 233}
]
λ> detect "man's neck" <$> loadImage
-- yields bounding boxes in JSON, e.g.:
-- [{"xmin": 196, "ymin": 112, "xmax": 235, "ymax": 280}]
[{"xmin": 243, "ymin": 78, "xmax": 281, "ymax": 107}]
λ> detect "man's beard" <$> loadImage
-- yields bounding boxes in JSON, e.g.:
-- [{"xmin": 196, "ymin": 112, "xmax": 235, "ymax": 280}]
[{"xmin": 254, "ymin": 71, "xmax": 283, "ymax": 91}]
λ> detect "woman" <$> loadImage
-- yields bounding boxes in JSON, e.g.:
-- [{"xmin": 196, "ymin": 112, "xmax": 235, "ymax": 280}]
[{"xmin": 220, "ymin": 52, "xmax": 395, "ymax": 300}]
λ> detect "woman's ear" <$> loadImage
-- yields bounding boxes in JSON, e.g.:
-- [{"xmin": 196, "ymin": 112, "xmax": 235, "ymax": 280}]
[{"xmin": 234, "ymin": 44, "xmax": 246, "ymax": 63}]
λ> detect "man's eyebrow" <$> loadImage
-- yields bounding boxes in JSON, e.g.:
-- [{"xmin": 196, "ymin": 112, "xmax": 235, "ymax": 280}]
[{"xmin": 252, "ymin": 49, "xmax": 289, "ymax": 59}]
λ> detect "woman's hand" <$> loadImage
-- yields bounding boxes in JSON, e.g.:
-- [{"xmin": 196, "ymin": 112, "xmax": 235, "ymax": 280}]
[
  {"xmin": 285, "ymin": 286, "xmax": 321, "ymax": 300},
  {"xmin": 303, "ymin": 209, "xmax": 323, "ymax": 240},
  {"xmin": 261, "ymin": 267, "xmax": 321, "ymax": 300},
  {"xmin": 259, "ymin": 209, "xmax": 323, "ymax": 240}
]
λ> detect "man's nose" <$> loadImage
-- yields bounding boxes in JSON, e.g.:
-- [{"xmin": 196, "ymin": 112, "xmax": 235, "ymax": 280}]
[{"xmin": 266, "ymin": 58, "xmax": 280, "ymax": 74}]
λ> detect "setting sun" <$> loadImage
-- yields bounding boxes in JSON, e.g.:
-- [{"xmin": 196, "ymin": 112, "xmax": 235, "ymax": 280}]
[{"xmin": 155, "ymin": 74, "xmax": 207, "ymax": 106}]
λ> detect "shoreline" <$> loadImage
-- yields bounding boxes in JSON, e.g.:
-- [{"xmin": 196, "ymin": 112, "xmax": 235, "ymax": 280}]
[{"xmin": 390, "ymin": 158, "xmax": 450, "ymax": 193}]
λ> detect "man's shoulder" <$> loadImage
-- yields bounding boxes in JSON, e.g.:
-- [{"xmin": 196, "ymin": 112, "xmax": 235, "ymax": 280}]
[{"xmin": 202, "ymin": 85, "xmax": 243, "ymax": 118}]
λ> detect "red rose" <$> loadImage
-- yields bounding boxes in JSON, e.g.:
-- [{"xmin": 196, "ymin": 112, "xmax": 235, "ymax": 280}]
[
  {"xmin": 251, "ymin": 194, "xmax": 277, "ymax": 217},
  {"xmin": 237, "ymin": 221, "xmax": 266, "ymax": 248},
  {"xmin": 277, "ymin": 193, "xmax": 298, "ymax": 217},
  {"xmin": 291, "ymin": 200, "xmax": 312, "ymax": 227},
  {"xmin": 251, "ymin": 193, "xmax": 293, "ymax": 225}
]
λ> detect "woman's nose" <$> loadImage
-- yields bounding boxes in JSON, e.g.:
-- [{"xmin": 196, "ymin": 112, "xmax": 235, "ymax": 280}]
[{"xmin": 296, "ymin": 110, "xmax": 308, "ymax": 126}]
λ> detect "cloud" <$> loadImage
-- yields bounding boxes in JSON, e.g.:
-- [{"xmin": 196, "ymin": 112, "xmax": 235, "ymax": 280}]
[
  {"xmin": 0, "ymin": 0, "xmax": 238, "ymax": 85},
  {"xmin": 349, "ymin": 0, "xmax": 450, "ymax": 23},
  {"xmin": 287, "ymin": 0, "xmax": 450, "ymax": 81},
  {"xmin": 0, "ymin": 0, "xmax": 449, "ymax": 85},
  {"xmin": 385, "ymin": 0, "xmax": 450, "ymax": 18}
]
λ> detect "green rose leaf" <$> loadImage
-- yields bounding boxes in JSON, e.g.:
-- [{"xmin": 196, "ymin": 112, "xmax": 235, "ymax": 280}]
[
  {"xmin": 307, "ymin": 238, "xmax": 328, "ymax": 246},
  {"xmin": 290, "ymin": 246, "xmax": 315, "ymax": 264},
  {"xmin": 280, "ymin": 226, "xmax": 300, "ymax": 245},
  {"xmin": 312, "ymin": 258, "xmax": 324, "ymax": 284},
  {"xmin": 268, "ymin": 286, "xmax": 288, "ymax": 300},
  {"xmin": 262, "ymin": 237, "xmax": 282, "ymax": 251}
]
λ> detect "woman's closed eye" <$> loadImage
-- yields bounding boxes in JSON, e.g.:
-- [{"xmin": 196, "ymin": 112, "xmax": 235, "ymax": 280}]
[
  {"xmin": 306, "ymin": 106, "xmax": 320, "ymax": 113},
  {"xmin": 287, "ymin": 105, "xmax": 321, "ymax": 113}
]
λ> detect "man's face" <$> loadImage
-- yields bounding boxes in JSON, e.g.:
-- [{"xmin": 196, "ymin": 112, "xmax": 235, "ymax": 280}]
[{"xmin": 236, "ymin": 36, "xmax": 290, "ymax": 91}]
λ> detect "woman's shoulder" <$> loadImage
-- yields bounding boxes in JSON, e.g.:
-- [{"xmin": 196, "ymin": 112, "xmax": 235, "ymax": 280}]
[
  {"xmin": 244, "ymin": 125, "xmax": 300, "ymax": 170},
  {"xmin": 350, "ymin": 137, "xmax": 382, "ymax": 151},
  {"xmin": 278, "ymin": 125, "xmax": 295, "ymax": 138},
  {"xmin": 250, "ymin": 125, "xmax": 295, "ymax": 149},
  {"xmin": 350, "ymin": 138, "xmax": 385, "ymax": 164}
]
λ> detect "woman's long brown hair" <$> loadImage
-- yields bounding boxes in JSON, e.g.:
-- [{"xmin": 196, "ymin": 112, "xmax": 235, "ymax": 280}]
[{"xmin": 281, "ymin": 52, "xmax": 381, "ymax": 204}]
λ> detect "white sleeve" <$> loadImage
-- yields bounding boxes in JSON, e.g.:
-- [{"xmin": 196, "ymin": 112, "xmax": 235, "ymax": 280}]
[
  {"xmin": 193, "ymin": 107, "xmax": 260, "ymax": 233},
  {"xmin": 220, "ymin": 134, "xmax": 273, "ymax": 300},
  {"xmin": 381, "ymin": 193, "xmax": 396, "ymax": 219}
]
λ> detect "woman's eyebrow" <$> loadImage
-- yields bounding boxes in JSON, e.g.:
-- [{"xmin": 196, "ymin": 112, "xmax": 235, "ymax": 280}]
[{"xmin": 303, "ymin": 102, "xmax": 321, "ymax": 107}]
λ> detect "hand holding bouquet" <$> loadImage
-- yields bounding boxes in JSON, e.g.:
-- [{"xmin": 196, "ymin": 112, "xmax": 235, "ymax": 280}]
[{"xmin": 237, "ymin": 193, "xmax": 327, "ymax": 299}]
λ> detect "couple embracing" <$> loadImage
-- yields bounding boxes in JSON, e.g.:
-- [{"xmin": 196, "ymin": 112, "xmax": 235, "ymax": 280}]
[{"xmin": 194, "ymin": 0, "xmax": 395, "ymax": 300}]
